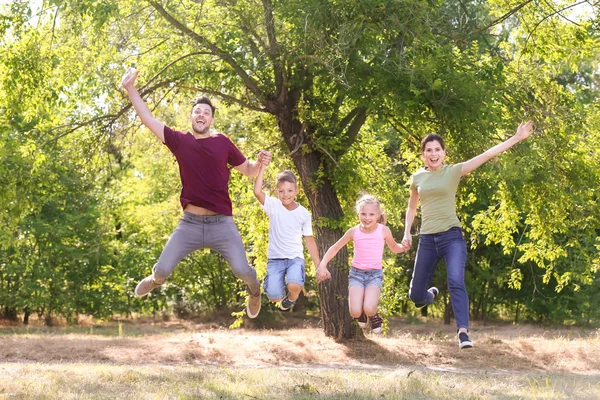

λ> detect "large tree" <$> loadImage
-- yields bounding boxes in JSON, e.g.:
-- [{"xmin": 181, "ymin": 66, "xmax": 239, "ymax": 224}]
[{"xmin": 2, "ymin": 0, "xmax": 599, "ymax": 334}]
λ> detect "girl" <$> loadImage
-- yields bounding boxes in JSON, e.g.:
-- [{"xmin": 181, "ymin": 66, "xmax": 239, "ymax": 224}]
[
  {"xmin": 316, "ymin": 195, "xmax": 407, "ymax": 333},
  {"xmin": 402, "ymin": 121, "xmax": 535, "ymax": 349}
]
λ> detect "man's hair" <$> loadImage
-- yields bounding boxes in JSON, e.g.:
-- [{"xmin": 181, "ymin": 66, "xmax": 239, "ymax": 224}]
[
  {"xmin": 421, "ymin": 133, "xmax": 445, "ymax": 152},
  {"xmin": 276, "ymin": 170, "xmax": 297, "ymax": 187},
  {"xmin": 190, "ymin": 96, "xmax": 216, "ymax": 116}
]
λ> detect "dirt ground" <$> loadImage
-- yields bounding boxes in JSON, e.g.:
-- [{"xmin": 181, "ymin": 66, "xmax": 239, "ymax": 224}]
[{"xmin": 1, "ymin": 312, "xmax": 599, "ymax": 375}]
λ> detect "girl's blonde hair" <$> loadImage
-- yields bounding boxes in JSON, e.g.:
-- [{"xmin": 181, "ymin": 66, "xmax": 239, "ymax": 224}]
[{"xmin": 355, "ymin": 194, "xmax": 387, "ymax": 225}]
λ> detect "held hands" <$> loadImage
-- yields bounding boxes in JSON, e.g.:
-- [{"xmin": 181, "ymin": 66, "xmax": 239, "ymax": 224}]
[
  {"xmin": 513, "ymin": 120, "xmax": 535, "ymax": 142},
  {"xmin": 401, "ymin": 233, "xmax": 413, "ymax": 250},
  {"xmin": 121, "ymin": 67, "xmax": 139, "ymax": 90},
  {"xmin": 316, "ymin": 264, "xmax": 331, "ymax": 283},
  {"xmin": 258, "ymin": 150, "xmax": 272, "ymax": 166}
]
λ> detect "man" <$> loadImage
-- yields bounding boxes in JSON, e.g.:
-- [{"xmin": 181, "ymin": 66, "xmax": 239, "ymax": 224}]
[{"xmin": 121, "ymin": 67, "xmax": 270, "ymax": 318}]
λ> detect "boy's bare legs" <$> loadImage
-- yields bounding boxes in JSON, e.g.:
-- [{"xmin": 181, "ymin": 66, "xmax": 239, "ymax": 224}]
[
  {"xmin": 286, "ymin": 282, "xmax": 302, "ymax": 302},
  {"xmin": 279, "ymin": 282, "xmax": 302, "ymax": 310}
]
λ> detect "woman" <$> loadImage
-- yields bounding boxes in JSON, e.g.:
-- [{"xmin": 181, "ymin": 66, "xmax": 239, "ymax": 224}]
[{"xmin": 402, "ymin": 121, "xmax": 535, "ymax": 349}]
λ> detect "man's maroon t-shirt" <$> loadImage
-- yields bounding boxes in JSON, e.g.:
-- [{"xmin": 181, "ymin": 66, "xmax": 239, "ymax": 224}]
[{"xmin": 163, "ymin": 125, "xmax": 246, "ymax": 215}]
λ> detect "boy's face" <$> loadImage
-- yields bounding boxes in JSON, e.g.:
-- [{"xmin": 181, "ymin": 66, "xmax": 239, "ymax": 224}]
[{"xmin": 276, "ymin": 181, "xmax": 299, "ymax": 209}]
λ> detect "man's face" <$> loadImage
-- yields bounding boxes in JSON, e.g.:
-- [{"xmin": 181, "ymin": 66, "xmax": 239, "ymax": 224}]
[{"xmin": 190, "ymin": 103, "xmax": 214, "ymax": 135}]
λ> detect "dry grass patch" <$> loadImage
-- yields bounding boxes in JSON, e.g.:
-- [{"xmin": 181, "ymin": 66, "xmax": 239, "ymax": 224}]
[{"xmin": 1, "ymin": 316, "xmax": 599, "ymax": 376}]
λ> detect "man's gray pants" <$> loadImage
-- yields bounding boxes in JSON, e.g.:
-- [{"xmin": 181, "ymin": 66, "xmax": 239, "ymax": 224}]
[{"xmin": 152, "ymin": 212, "xmax": 260, "ymax": 296}]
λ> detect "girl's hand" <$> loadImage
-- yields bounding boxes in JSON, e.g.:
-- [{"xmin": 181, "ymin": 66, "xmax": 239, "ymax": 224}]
[
  {"xmin": 401, "ymin": 234, "xmax": 412, "ymax": 249},
  {"xmin": 316, "ymin": 266, "xmax": 331, "ymax": 283},
  {"xmin": 399, "ymin": 242, "xmax": 410, "ymax": 253}
]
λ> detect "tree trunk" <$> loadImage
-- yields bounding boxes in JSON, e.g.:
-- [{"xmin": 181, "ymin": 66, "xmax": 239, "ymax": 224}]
[{"xmin": 279, "ymin": 114, "xmax": 358, "ymax": 340}]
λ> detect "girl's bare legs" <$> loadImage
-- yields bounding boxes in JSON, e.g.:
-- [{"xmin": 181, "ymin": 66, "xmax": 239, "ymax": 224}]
[
  {"xmin": 348, "ymin": 286, "xmax": 366, "ymax": 318},
  {"xmin": 362, "ymin": 286, "xmax": 381, "ymax": 317}
]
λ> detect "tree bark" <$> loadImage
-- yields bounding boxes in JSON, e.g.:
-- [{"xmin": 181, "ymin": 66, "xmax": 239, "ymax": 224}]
[{"xmin": 278, "ymin": 111, "xmax": 358, "ymax": 340}]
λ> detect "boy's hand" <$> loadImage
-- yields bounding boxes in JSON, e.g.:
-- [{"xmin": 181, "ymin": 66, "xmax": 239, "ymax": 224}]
[
  {"xmin": 316, "ymin": 266, "xmax": 331, "ymax": 283},
  {"xmin": 258, "ymin": 150, "xmax": 272, "ymax": 166}
]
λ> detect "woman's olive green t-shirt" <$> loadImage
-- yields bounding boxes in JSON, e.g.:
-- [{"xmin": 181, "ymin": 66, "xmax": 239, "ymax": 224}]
[{"xmin": 409, "ymin": 164, "xmax": 462, "ymax": 234}]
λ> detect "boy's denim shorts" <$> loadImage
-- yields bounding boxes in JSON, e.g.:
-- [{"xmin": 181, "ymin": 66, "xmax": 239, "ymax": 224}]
[
  {"xmin": 264, "ymin": 257, "xmax": 305, "ymax": 300},
  {"xmin": 348, "ymin": 267, "xmax": 383, "ymax": 289}
]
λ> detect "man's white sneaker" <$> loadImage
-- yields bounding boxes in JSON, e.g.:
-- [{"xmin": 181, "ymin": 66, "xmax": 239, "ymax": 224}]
[
  {"xmin": 134, "ymin": 275, "xmax": 162, "ymax": 297},
  {"xmin": 246, "ymin": 291, "xmax": 262, "ymax": 319}
]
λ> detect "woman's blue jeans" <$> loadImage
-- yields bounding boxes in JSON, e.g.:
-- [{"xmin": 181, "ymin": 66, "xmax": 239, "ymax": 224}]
[{"xmin": 409, "ymin": 227, "xmax": 469, "ymax": 331}]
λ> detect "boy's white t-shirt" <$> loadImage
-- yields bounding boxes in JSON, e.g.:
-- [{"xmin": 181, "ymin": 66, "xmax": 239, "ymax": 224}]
[{"xmin": 262, "ymin": 195, "xmax": 313, "ymax": 259}]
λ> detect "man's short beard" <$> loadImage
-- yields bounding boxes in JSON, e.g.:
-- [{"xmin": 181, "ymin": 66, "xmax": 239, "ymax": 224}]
[{"xmin": 192, "ymin": 125, "xmax": 210, "ymax": 135}]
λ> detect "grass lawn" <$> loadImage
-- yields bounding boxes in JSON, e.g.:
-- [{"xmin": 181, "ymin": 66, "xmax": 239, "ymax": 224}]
[{"xmin": 0, "ymin": 315, "xmax": 599, "ymax": 399}]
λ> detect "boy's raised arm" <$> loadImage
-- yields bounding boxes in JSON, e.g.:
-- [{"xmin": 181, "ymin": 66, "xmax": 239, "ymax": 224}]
[{"xmin": 253, "ymin": 162, "xmax": 267, "ymax": 205}]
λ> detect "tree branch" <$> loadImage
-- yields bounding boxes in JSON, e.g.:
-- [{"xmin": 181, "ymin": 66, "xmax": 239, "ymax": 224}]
[
  {"xmin": 261, "ymin": 0, "xmax": 285, "ymax": 101},
  {"xmin": 174, "ymin": 85, "xmax": 269, "ymax": 113},
  {"xmin": 333, "ymin": 106, "xmax": 367, "ymax": 157},
  {"xmin": 473, "ymin": 0, "xmax": 534, "ymax": 34},
  {"xmin": 147, "ymin": 0, "xmax": 266, "ymax": 104},
  {"xmin": 42, "ymin": 81, "xmax": 173, "ymax": 146}
]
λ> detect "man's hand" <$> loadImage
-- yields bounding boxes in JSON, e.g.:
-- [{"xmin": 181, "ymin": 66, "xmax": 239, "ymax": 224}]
[
  {"xmin": 122, "ymin": 67, "xmax": 139, "ymax": 90},
  {"xmin": 258, "ymin": 150, "xmax": 272, "ymax": 166}
]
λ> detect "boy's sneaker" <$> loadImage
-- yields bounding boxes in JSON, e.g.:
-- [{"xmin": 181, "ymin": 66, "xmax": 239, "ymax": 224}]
[
  {"xmin": 458, "ymin": 332, "xmax": 473, "ymax": 349},
  {"xmin": 134, "ymin": 275, "xmax": 162, "ymax": 297},
  {"xmin": 356, "ymin": 313, "xmax": 369, "ymax": 329},
  {"xmin": 246, "ymin": 291, "xmax": 262, "ymax": 319},
  {"xmin": 279, "ymin": 294, "xmax": 296, "ymax": 311},
  {"xmin": 369, "ymin": 313, "xmax": 383, "ymax": 334}
]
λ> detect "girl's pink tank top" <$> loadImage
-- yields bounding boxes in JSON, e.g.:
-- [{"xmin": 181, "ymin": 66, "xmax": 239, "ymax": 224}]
[{"xmin": 351, "ymin": 223, "xmax": 385, "ymax": 270}]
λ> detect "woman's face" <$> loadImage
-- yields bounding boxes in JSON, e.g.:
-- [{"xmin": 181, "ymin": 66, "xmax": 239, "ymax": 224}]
[{"xmin": 421, "ymin": 140, "xmax": 446, "ymax": 171}]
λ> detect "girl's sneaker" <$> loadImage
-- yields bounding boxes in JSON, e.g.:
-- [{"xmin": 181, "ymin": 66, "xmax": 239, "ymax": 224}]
[
  {"xmin": 369, "ymin": 313, "xmax": 383, "ymax": 334},
  {"xmin": 458, "ymin": 332, "xmax": 473, "ymax": 349},
  {"xmin": 356, "ymin": 313, "xmax": 369, "ymax": 329}
]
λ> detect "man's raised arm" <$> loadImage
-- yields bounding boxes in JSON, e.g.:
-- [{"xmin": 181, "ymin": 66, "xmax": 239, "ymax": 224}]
[{"xmin": 121, "ymin": 68, "xmax": 166, "ymax": 143}]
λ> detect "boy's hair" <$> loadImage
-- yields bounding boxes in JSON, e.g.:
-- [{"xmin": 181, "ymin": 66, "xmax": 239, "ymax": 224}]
[
  {"xmin": 190, "ymin": 96, "xmax": 216, "ymax": 116},
  {"xmin": 276, "ymin": 170, "xmax": 297, "ymax": 187},
  {"xmin": 355, "ymin": 194, "xmax": 387, "ymax": 225}
]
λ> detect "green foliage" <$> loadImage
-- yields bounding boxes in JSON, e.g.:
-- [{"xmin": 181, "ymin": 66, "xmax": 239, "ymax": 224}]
[{"xmin": 0, "ymin": 0, "xmax": 599, "ymax": 327}]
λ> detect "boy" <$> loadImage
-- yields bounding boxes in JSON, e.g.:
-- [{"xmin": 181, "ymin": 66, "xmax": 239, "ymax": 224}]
[{"xmin": 253, "ymin": 163, "xmax": 320, "ymax": 310}]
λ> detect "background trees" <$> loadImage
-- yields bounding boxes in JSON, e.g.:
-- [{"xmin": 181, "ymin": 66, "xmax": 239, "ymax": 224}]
[{"xmin": 1, "ymin": 0, "xmax": 598, "ymax": 335}]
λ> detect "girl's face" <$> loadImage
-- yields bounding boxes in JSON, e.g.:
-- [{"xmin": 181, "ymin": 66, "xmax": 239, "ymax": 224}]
[
  {"xmin": 358, "ymin": 203, "xmax": 381, "ymax": 230},
  {"xmin": 421, "ymin": 140, "xmax": 446, "ymax": 171}
]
